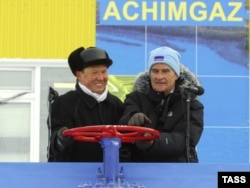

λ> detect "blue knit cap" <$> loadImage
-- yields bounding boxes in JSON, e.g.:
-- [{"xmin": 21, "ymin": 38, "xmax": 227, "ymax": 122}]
[{"xmin": 148, "ymin": 46, "xmax": 181, "ymax": 77}]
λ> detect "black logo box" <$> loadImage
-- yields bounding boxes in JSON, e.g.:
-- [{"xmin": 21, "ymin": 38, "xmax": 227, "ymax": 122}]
[{"xmin": 218, "ymin": 172, "xmax": 250, "ymax": 188}]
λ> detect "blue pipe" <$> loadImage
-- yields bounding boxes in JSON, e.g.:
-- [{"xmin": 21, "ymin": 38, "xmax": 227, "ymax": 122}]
[{"xmin": 100, "ymin": 137, "xmax": 121, "ymax": 184}]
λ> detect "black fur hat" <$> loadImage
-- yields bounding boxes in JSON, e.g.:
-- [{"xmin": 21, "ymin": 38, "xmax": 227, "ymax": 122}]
[{"xmin": 68, "ymin": 47, "xmax": 113, "ymax": 76}]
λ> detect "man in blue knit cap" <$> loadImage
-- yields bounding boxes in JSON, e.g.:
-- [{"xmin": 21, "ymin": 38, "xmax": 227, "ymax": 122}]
[
  {"xmin": 120, "ymin": 46, "xmax": 204, "ymax": 162},
  {"xmin": 147, "ymin": 46, "xmax": 181, "ymax": 95}
]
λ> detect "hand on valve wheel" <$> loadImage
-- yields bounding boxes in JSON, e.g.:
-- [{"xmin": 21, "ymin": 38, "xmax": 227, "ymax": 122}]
[
  {"xmin": 128, "ymin": 113, "xmax": 152, "ymax": 126},
  {"xmin": 56, "ymin": 127, "xmax": 74, "ymax": 151}
]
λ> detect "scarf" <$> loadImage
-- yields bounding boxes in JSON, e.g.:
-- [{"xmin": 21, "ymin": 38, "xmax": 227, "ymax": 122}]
[{"xmin": 78, "ymin": 82, "xmax": 108, "ymax": 102}]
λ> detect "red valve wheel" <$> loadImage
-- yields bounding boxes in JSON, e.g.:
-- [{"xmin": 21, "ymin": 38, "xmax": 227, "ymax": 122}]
[{"xmin": 63, "ymin": 125, "xmax": 160, "ymax": 143}]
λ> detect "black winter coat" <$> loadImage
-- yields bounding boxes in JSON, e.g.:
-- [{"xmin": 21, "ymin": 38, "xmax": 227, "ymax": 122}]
[
  {"xmin": 48, "ymin": 83, "xmax": 137, "ymax": 162},
  {"xmin": 119, "ymin": 65, "xmax": 204, "ymax": 162}
]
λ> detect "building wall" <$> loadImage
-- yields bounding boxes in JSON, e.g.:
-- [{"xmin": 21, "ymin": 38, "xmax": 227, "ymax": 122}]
[{"xmin": 0, "ymin": 0, "xmax": 96, "ymax": 58}]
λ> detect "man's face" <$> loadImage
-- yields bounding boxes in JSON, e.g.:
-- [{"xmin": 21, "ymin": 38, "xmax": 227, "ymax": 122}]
[
  {"xmin": 76, "ymin": 64, "xmax": 108, "ymax": 94},
  {"xmin": 150, "ymin": 63, "xmax": 178, "ymax": 95}
]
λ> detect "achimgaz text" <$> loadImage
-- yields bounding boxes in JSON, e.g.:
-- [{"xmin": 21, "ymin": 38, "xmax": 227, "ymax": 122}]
[{"xmin": 99, "ymin": 0, "xmax": 248, "ymax": 26}]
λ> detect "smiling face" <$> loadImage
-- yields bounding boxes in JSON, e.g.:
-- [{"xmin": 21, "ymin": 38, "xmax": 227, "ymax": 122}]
[
  {"xmin": 150, "ymin": 63, "xmax": 178, "ymax": 95},
  {"xmin": 75, "ymin": 64, "xmax": 108, "ymax": 94}
]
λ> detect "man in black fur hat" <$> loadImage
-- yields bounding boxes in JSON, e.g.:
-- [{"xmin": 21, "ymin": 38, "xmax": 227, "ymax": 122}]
[
  {"xmin": 48, "ymin": 47, "xmax": 136, "ymax": 162},
  {"xmin": 119, "ymin": 46, "xmax": 204, "ymax": 162}
]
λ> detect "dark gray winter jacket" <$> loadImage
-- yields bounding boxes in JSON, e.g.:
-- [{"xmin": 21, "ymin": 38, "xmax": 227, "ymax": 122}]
[
  {"xmin": 48, "ymin": 83, "xmax": 139, "ymax": 162},
  {"xmin": 119, "ymin": 65, "xmax": 204, "ymax": 162}
]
